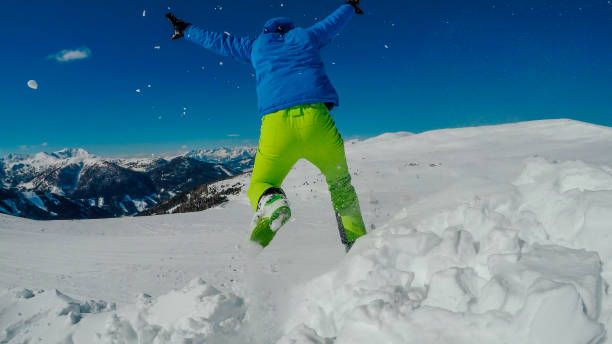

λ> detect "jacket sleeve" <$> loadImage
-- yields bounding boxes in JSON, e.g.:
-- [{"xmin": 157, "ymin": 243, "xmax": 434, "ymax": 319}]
[
  {"xmin": 306, "ymin": 4, "xmax": 355, "ymax": 49},
  {"xmin": 185, "ymin": 25, "xmax": 253, "ymax": 63}
]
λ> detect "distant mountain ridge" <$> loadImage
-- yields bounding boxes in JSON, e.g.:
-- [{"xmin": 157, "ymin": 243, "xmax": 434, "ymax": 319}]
[
  {"xmin": 185, "ymin": 146, "xmax": 257, "ymax": 171},
  {"xmin": 137, "ymin": 179, "xmax": 244, "ymax": 217},
  {"xmin": 0, "ymin": 146, "xmax": 256, "ymax": 220}
]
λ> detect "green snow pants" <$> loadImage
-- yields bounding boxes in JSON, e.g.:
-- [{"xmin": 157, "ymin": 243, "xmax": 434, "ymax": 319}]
[{"xmin": 247, "ymin": 103, "xmax": 367, "ymax": 244}]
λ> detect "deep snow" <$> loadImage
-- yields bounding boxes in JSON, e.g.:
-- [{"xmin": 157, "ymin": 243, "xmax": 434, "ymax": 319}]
[{"xmin": 1, "ymin": 119, "xmax": 612, "ymax": 343}]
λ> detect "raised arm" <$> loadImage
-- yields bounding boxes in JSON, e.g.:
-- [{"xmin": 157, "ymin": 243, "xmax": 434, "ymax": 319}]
[
  {"xmin": 184, "ymin": 26, "xmax": 253, "ymax": 63},
  {"xmin": 306, "ymin": 3, "xmax": 360, "ymax": 49},
  {"xmin": 166, "ymin": 13, "xmax": 253, "ymax": 63}
]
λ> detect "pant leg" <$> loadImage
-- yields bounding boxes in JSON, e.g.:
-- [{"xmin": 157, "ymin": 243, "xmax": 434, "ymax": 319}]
[
  {"xmin": 301, "ymin": 105, "xmax": 367, "ymax": 244},
  {"xmin": 247, "ymin": 110, "xmax": 299, "ymax": 211}
]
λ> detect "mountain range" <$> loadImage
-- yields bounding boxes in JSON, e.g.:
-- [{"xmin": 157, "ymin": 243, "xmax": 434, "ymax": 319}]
[{"xmin": 0, "ymin": 147, "xmax": 256, "ymax": 220}]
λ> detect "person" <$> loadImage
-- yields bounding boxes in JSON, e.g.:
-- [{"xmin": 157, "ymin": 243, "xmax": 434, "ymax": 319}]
[{"xmin": 166, "ymin": 0, "xmax": 367, "ymax": 252}]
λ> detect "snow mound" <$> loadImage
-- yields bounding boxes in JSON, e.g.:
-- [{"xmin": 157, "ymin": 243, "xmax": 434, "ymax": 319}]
[
  {"xmin": 80, "ymin": 278, "xmax": 245, "ymax": 343},
  {"xmin": 0, "ymin": 288, "xmax": 114, "ymax": 343},
  {"xmin": 279, "ymin": 156, "xmax": 611, "ymax": 343},
  {"xmin": 0, "ymin": 279, "xmax": 246, "ymax": 343}
]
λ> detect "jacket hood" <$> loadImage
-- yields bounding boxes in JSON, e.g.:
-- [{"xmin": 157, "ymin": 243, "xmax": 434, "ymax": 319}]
[{"xmin": 263, "ymin": 17, "xmax": 296, "ymax": 34}]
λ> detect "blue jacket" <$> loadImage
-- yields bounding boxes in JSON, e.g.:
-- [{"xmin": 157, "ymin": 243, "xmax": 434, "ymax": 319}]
[{"xmin": 185, "ymin": 5, "xmax": 355, "ymax": 116}]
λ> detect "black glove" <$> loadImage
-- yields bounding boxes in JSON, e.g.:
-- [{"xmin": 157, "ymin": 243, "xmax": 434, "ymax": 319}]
[
  {"xmin": 166, "ymin": 13, "xmax": 191, "ymax": 40},
  {"xmin": 346, "ymin": 0, "xmax": 364, "ymax": 15}
]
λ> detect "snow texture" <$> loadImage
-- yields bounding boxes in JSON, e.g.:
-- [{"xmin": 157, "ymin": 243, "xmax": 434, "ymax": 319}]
[{"xmin": 1, "ymin": 119, "xmax": 612, "ymax": 343}]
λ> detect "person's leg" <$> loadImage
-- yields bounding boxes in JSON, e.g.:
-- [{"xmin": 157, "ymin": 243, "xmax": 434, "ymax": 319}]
[
  {"xmin": 301, "ymin": 104, "xmax": 367, "ymax": 250},
  {"xmin": 247, "ymin": 109, "xmax": 299, "ymax": 248},
  {"xmin": 247, "ymin": 110, "xmax": 299, "ymax": 211}
]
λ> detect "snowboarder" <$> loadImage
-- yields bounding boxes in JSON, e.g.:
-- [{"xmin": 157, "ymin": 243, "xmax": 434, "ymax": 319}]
[{"xmin": 167, "ymin": 1, "xmax": 367, "ymax": 252}]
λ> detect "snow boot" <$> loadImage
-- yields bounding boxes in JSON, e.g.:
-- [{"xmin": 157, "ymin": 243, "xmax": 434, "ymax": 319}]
[
  {"xmin": 335, "ymin": 212, "xmax": 365, "ymax": 253},
  {"xmin": 249, "ymin": 187, "xmax": 291, "ymax": 248}
]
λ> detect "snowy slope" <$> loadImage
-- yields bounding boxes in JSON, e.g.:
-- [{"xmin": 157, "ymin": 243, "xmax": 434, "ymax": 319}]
[{"xmin": 1, "ymin": 119, "xmax": 612, "ymax": 343}]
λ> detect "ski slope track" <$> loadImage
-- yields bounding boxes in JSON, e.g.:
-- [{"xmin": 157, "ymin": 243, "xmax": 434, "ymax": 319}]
[{"xmin": 1, "ymin": 119, "xmax": 612, "ymax": 343}]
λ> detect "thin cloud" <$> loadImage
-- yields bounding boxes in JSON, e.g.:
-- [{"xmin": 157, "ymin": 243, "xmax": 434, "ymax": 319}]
[
  {"xmin": 227, "ymin": 134, "xmax": 240, "ymax": 137},
  {"xmin": 47, "ymin": 47, "xmax": 92, "ymax": 62}
]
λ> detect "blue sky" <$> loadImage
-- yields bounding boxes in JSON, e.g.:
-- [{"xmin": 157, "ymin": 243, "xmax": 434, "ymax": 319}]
[{"xmin": 1, "ymin": 0, "xmax": 611, "ymax": 156}]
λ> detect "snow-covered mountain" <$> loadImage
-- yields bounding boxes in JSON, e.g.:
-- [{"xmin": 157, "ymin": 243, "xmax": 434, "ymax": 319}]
[
  {"xmin": 0, "ymin": 148, "xmax": 96, "ymax": 190},
  {"xmin": 185, "ymin": 146, "xmax": 257, "ymax": 171},
  {"xmin": 1, "ymin": 119, "xmax": 612, "ymax": 343},
  {"xmin": 137, "ymin": 178, "xmax": 244, "ymax": 216},
  {"xmin": 111, "ymin": 157, "xmax": 168, "ymax": 172},
  {"xmin": 0, "ymin": 188, "xmax": 111, "ymax": 220},
  {"xmin": 0, "ymin": 147, "xmax": 253, "ymax": 219}
]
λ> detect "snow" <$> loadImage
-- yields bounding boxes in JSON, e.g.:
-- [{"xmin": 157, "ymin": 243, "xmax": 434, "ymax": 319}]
[
  {"xmin": 0, "ymin": 288, "xmax": 114, "ymax": 343},
  {"xmin": 131, "ymin": 198, "xmax": 149, "ymax": 213},
  {"xmin": 1, "ymin": 119, "xmax": 612, "ymax": 343},
  {"xmin": 167, "ymin": 204, "xmax": 181, "ymax": 214},
  {"xmin": 49, "ymin": 186, "xmax": 65, "ymax": 196},
  {"xmin": 99, "ymin": 278, "xmax": 244, "ymax": 342},
  {"xmin": 21, "ymin": 191, "xmax": 47, "ymax": 211},
  {"xmin": 215, "ymin": 164, "xmax": 234, "ymax": 176}
]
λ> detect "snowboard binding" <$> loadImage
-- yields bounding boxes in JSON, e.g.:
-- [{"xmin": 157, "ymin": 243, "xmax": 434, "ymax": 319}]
[{"xmin": 249, "ymin": 187, "xmax": 291, "ymax": 248}]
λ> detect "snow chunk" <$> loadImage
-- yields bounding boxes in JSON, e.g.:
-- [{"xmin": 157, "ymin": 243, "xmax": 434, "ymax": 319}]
[
  {"xmin": 489, "ymin": 244, "xmax": 603, "ymax": 319},
  {"xmin": 98, "ymin": 278, "xmax": 245, "ymax": 342},
  {"xmin": 14, "ymin": 288, "xmax": 35, "ymax": 299},
  {"xmin": 27, "ymin": 80, "xmax": 38, "ymax": 90},
  {"xmin": 422, "ymin": 267, "xmax": 484, "ymax": 312},
  {"xmin": 277, "ymin": 324, "xmax": 332, "ymax": 344},
  {"xmin": 514, "ymin": 279, "xmax": 605, "ymax": 344},
  {"xmin": 0, "ymin": 288, "xmax": 114, "ymax": 343}
]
